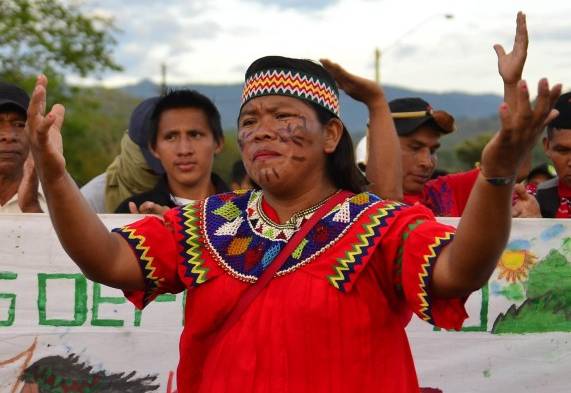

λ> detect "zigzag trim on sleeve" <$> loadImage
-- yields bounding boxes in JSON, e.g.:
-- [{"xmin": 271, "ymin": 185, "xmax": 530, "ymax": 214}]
[
  {"xmin": 179, "ymin": 201, "xmax": 209, "ymax": 286},
  {"xmin": 416, "ymin": 231, "xmax": 455, "ymax": 324},
  {"xmin": 113, "ymin": 226, "xmax": 165, "ymax": 306}
]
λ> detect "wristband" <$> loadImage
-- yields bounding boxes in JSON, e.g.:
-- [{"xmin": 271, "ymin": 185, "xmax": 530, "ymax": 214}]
[{"xmin": 484, "ymin": 176, "xmax": 516, "ymax": 186}]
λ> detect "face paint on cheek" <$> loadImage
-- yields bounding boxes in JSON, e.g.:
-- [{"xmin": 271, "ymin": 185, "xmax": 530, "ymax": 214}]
[
  {"xmin": 256, "ymin": 167, "xmax": 281, "ymax": 185},
  {"xmin": 276, "ymin": 116, "xmax": 313, "ymax": 147},
  {"xmin": 237, "ymin": 130, "xmax": 254, "ymax": 150},
  {"xmin": 262, "ymin": 168, "xmax": 271, "ymax": 183},
  {"xmin": 284, "ymin": 116, "xmax": 314, "ymax": 162}
]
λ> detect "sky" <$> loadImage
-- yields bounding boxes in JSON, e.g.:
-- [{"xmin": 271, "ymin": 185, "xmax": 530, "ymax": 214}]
[{"xmin": 72, "ymin": 0, "xmax": 571, "ymax": 96}]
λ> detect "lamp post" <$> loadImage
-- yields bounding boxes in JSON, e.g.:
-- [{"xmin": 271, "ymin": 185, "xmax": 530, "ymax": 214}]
[
  {"xmin": 160, "ymin": 62, "xmax": 168, "ymax": 95},
  {"xmin": 374, "ymin": 13, "xmax": 453, "ymax": 83}
]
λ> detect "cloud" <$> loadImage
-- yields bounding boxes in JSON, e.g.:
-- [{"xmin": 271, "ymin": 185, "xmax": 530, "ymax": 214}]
[
  {"xmin": 391, "ymin": 45, "xmax": 420, "ymax": 59},
  {"xmin": 69, "ymin": 0, "xmax": 571, "ymax": 95},
  {"xmin": 243, "ymin": 0, "xmax": 339, "ymax": 11},
  {"xmin": 84, "ymin": 1, "xmax": 220, "ymax": 44},
  {"xmin": 190, "ymin": 21, "xmax": 222, "ymax": 39},
  {"xmin": 229, "ymin": 63, "xmax": 247, "ymax": 75},
  {"xmin": 227, "ymin": 25, "xmax": 258, "ymax": 37},
  {"xmin": 85, "ymin": 0, "xmax": 211, "ymax": 18},
  {"xmin": 533, "ymin": 28, "xmax": 571, "ymax": 42},
  {"xmin": 78, "ymin": 1, "xmax": 227, "ymax": 83}
]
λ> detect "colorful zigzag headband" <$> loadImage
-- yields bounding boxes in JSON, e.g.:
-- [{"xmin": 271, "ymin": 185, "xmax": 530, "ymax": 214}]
[{"xmin": 241, "ymin": 69, "xmax": 340, "ymax": 117}]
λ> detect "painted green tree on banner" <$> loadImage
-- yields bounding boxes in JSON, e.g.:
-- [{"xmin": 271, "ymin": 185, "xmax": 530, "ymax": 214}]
[{"xmin": 493, "ymin": 236, "xmax": 571, "ymax": 333}]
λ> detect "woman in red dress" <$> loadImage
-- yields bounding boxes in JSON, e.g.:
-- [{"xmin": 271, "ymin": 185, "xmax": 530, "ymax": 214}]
[{"xmin": 25, "ymin": 56, "xmax": 560, "ymax": 392}]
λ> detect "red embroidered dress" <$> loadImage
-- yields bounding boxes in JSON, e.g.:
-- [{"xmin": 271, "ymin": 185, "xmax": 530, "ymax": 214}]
[{"xmin": 113, "ymin": 190, "xmax": 467, "ymax": 393}]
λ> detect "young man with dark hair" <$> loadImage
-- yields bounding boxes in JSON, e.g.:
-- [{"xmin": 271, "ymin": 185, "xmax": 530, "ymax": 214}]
[
  {"xmin": 535, "ymin": 92, "xmax": 571, "ymax": 217},
  {"xmin": 115, "ymin": 89, "xmax": 229, "ymax": 213},
  {"xmin": 0, "ymin": 82, "xmax": 46, "ymax": 213}
]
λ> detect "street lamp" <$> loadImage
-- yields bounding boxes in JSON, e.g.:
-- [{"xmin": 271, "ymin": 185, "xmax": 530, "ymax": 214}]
[{"xmin": 374, "ymin": 13, "xmax": 454, "ymax": 83}]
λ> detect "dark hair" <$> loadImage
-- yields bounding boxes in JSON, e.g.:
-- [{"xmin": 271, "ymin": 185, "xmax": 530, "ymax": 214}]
[
  {"xmin": 231, "ymin": 159, "xmax": 260, "ymax": 189},
  {"xmin": 546, "ymin": 125, "xmax": 564, "ymax": 140},
  {"xmin": 309, "ymin": 102, "xmax": 367, "ymax": 194},
  {"xmin": 545, "ymin": 125, "xmax": 571, "ymax": 140},
  {"xmin": 231, "ymin": 160, "xmax": 248, "ymax": 184},
  {"xmin": 527, "ymin": 163, "xmax": 555, "ymax": 182},
  {"xmin": 150, "ymin": 89, "xmax": 223, "ymax": 147}
]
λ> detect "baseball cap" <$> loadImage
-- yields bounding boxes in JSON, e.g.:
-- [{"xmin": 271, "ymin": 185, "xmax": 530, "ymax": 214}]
[
  {"xmin": 389, "ymin": 97, "xmax": 455, "ymax": 136},
  {"xmin": 127, "ymin": 96, "xmax": 164, "ymax": 175},
  {"xmin": 0, "ymin": 82, "xmax": 30, "ymax": 115}
]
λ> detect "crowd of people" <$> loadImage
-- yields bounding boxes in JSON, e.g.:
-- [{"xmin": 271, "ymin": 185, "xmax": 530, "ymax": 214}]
[{"xmin": 1, "ymin": 10, "xmax": 569, "ymax": 393}]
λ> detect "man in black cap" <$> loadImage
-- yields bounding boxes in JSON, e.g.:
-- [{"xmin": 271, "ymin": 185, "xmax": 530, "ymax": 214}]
[
  {"xmin": 389, "ymin": 97, "xmax": 457, "ymax": 205},
  {"xmin": 0, "ymin": 82, "xmax": 46, "ymax": 213},
  {"xmin": 535, "ymin": 92, "xmax": 571, "ymax": 217},
  {"xmin": 363, "ymin": 12, "xmax": 537, "ymax": 217}
]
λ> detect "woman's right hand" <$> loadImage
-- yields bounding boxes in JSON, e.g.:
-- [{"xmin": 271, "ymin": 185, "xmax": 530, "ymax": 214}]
[{"xmin": 25, "ymin": 75, "xmax": 67, "ymax": 184}]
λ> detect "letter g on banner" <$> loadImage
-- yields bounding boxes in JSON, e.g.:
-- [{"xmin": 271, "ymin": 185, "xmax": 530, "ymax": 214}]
[{"xmin": 0, "ymin": 272, "xmax": 17, "ymax": 327}]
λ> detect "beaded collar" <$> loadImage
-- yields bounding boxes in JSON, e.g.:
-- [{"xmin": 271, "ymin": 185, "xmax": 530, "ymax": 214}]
[
  {"xmin": 247, "ymin": 190, "xmax": 335, "ymax": 242},
  {"xmin": 183, "ymin": 190, "xmax": 387, "ymax": 283}
]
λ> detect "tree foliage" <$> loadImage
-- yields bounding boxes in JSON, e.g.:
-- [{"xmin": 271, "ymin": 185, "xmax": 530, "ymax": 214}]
[
  {"xmin": 0, "ymin": 0, "xmax": 127, "ymax": 184},
  {"xmin": 61, "ymin": 87, "xmax": 139, "ymax": 185},
  {"xmin": 454, "ymin": 132, "xmax": 494, "ymax": 170},
  {"xmin": 213, "ymin": 132, "xmax": 242, "ymax": 183},
  {"xmin": 0, "ymin": 0, "xmax": 121, "ymax": 82}
]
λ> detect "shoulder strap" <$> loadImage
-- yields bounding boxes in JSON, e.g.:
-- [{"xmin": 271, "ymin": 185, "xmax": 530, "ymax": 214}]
[
  {"xmin": 536, "ymin": 178, "xmax": 559, "ymax": 218},
  {"xmin": 214, "ymin": 190, "xmax": 353, "ymax": 339}
]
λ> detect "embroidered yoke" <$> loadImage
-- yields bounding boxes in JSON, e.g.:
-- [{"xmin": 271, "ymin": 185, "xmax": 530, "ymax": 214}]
[{"xmin": 113, "ymin": 190, "xmax": 468, "ymax": 393}]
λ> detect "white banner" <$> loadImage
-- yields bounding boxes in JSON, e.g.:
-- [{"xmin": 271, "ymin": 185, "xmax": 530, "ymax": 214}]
[{"xmin": 1, "ymin": 215, "xmax": 570, "ymax": 392}]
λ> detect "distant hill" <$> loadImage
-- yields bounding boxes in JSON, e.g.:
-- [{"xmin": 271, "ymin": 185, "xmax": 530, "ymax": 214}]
[{"xmin": 119, "ymin": 79, "xmax": 503, "ymax": 134}]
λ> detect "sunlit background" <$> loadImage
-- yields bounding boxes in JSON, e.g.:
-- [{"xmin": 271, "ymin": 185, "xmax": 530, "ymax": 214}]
[
  {"xmin": 76, "ymin": 0, "xmax": 570, "ymax": 95},
  {"xmin": 3, "ymin": 0, "xmax": 568, "ymax": 183}
]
